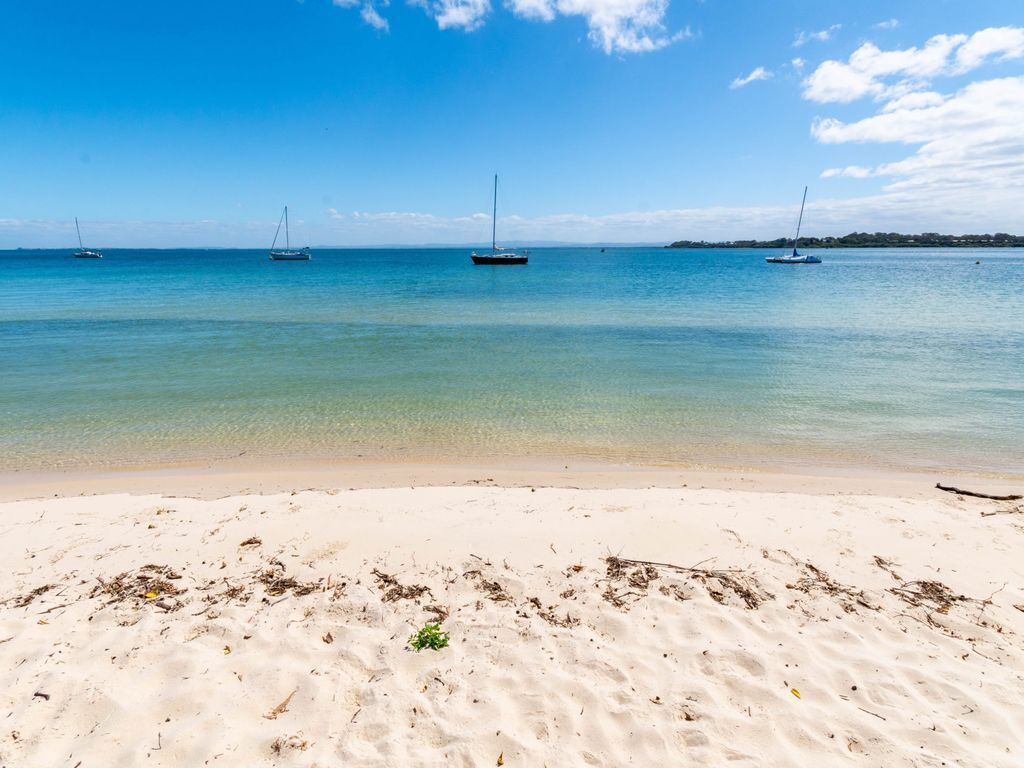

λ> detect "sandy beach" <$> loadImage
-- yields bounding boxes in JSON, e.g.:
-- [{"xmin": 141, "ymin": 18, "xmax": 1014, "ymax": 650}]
[{"xmin": 2, "ymin": 473, "xmax": 1022, "ymax": 766}]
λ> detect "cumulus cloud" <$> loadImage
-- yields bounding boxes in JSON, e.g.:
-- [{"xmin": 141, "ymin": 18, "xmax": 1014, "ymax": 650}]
[
  {"xmin": 793, "ymin": 24, "xmax": 840, "ymax": 47},
  {"xmin": 953, "ymin": 26, "xmax": 1024, "ymax": 73},
  {"xmin": 813, "ymin": 76, "xmax": 1024, "ymax": 191},
  {"xmin": 802, "ymin": 27, "xmax": 1024, "ymax": 103},
  {"xmin": 730, "ymin": 66, "xmax": 771, "ymax": 89}
]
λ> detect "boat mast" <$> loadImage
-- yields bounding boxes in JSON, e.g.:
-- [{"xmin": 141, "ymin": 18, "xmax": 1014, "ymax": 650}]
[
  {"xmin": 271, "ymin": 208, "xmax": 285, "ymax": 251},
  {"xmin": 75, "ymin": 217, "xmax": 84, "ymax": 249},
  {"xmin": 285, "ymin": 206, "xmax": 290, "ymax": 251},
  {"xmin": 793, "ymin": 186, "xmax": 807, "ymax": 256},
  {"xmin": 491, "ymin": 174, "xmax": 498, "ymax": 252}
]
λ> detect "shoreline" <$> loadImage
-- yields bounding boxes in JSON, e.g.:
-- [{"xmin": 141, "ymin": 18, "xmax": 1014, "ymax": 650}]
[{"xmin": 2, "ymin": 454, "xmax": 1021, "ymax": 502}]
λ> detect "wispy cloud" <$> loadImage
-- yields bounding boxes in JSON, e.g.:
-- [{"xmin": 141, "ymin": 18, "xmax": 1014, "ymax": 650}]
[
  {"xmin": 820, "ymin": 166, "xmax": 873, "ymax": 179},
  {"xmin": 730, "ymin": 66, "xmax": 771, "ymax": 89},
  {"xmin": 335, "ymin": 0, "xmax": 688, "ymax": 53},
  {"xmin": 793, "ymin": 24, "xmax": 840, "ymax": 47},
  {"xmin": 874, "ymin": 18, "xmax": 899, "ymax": 30},
  {"xmin": 502, "ymin": 0, "xmax": 689, "ymax": 53},
  {"xmin": 790, "ymin": 57, "xmax": 805, "ymax": 71}
]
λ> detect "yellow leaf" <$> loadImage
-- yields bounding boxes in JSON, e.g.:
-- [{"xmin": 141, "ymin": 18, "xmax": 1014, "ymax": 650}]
[
  {"xmin": 223, "ymin": 645, "xmax": 232, "ymax": 655},
  {"xmin": 497, "ymin": 753, "xmax": 504, "ymax": 766},
  {"xmin": 37, "ymin": 619, "xmax": 48, "ymax": 625},
  {"xmin": 145, "ymin": 591, "xmax": 160, "ymax": 599},
  {"xmin": 791, "ymin": 688, "xmax": 801, "ymax": 699}
]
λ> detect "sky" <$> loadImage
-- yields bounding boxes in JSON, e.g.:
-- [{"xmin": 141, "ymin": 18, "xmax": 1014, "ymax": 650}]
[{"xmin": 1, "ymin": 0, "xmax": 1023, "ymax": 247}]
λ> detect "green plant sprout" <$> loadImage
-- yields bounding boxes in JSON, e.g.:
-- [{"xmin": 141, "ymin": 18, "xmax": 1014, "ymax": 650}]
[{"xmin": 408, "ymin": 623, "xmax": 450, "ymax": 652}]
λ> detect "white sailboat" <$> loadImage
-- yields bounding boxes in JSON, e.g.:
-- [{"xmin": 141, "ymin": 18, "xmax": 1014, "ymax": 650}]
[
  {"xmin": 471, "ymin": 175, "xmax": 528, "ymax": 265},
  {"xmin": 269, "ymin": 206, "xmax": 311, "ymax": 261},
  {"xmin": 73, "ymin": 218, "xmax": 103, "ymax": 259},
  {"xmin": 766, "ymin": 187, "xmax": 821, "ymax": 264}
]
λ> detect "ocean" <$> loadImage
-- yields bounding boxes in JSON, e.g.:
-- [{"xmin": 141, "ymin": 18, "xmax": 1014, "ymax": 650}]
[{"xmin": 1, "ymin": 247, "xmax": 1022, "ymax": 474}]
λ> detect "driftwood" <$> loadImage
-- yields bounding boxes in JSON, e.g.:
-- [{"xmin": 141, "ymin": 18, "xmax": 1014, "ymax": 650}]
[{"xmin": 935, "ymin": 483, "xmax": 1021, "ymax": 501}]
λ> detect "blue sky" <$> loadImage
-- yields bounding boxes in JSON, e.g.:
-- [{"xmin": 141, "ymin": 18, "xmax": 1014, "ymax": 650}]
[{"xmin": 1, "ymin": 0, "xmax": 1023, "ymax": 246}]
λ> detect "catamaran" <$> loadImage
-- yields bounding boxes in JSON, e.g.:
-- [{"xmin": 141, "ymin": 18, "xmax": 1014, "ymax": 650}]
[
  {"xmin": 73, "ymin": 218, "xmax": 102, "ymax": 259},
  {"xmin": 471, "ymin": 175, "xmax": 528, "ymax": 265},
  {"xmin": 766, "ymin": 186, "xmax": 821, "ymax": 264},
  {"xmin": 269, "ymin": 206, "xmax": 311, "ymax": 261}
]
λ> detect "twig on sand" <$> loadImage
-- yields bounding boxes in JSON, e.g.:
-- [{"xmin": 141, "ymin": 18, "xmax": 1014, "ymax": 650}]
[
  {"xmin": 857, "ymin": 707, "xmax": 886, "ymax": 721},
  {"xmin": 935, "ymin": 483, "xmax": 1021, "ymax": 501},
  {"xmin": 614, "ymin": 557, "xmax": 744, "ymax": 575}
]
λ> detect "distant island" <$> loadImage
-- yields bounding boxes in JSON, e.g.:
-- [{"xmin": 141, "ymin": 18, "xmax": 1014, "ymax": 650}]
[{"xmin": 666, "ymin": 232, "xmax": 1024, "ymax": 248}]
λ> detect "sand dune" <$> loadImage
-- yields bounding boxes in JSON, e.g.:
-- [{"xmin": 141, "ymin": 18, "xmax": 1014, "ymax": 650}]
[{"xmin": 2, "ymin": 485, "xmax": 1023, "ymax": 766}]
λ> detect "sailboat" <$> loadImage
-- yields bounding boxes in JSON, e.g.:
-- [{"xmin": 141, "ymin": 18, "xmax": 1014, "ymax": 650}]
[
  {"xmin": 269, "ymin": 206, "xmax": 311, "ymax": 261},
  {"xmin": 73, "ymin": 218, "xmax": 103, "ymax": 259},
  {"xmin": 471, "ymin": 175, "xmax": 528, "ymax": 265},
  {"xmin": 766, "ymin": 187, "xmax": 821, "ymax": 264}
]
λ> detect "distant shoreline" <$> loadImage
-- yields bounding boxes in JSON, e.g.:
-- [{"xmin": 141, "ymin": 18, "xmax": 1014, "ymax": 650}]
[{"xmin": 667, "ymin": 232, "xmax": 1024, "ymax": 248}]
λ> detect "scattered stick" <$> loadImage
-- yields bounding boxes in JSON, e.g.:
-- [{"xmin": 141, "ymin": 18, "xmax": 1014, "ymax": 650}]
[
  {"xmin": 33, "ymin": 691, "xmax": 50, "ymax": 701},
  {"xmin": 615, "ymin": 556, "xmax": 743, "ymax": 574},
  {"xmin": 857, "ymin": 706, "xmax": 886, "ymax": 721},
  {"xmin": 935, "ymin": 483, "xmax": 1020, "ymax": 501}
]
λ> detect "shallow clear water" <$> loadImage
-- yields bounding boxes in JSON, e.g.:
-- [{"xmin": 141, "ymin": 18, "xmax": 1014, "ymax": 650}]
[{"xmin": 1, "ymin": 247, "xmax": 1022, "ymax": 473}]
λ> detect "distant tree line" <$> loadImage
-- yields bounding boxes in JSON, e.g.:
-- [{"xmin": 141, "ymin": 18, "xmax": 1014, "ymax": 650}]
[{"xmin": 666, "ymin": 232, "xmax": 1024, "ymax": 248}]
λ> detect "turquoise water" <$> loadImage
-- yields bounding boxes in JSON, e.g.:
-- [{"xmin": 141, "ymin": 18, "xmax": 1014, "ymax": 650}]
[{"xmin": 1, "ymin": 247, "xmax": 1022, "ymax": 474}]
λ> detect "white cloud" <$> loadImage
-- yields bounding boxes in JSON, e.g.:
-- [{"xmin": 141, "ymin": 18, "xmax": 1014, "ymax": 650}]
[
  {"xmin": 334, "ymin": 0, "xmax": 391, "ymax": 30},
  {"xmin": 953, "ymin": 26, "xmax": 1024, "ymax": 73},
  {"xmin": 802, "ymin": 27, "xmax": 1024, "ymax": 103},
  {"xmin": 875, "ymin": 19, "xmax": 899, "ymax": 30},
  {"xmin": 730, "ymin": 66, "xmax": 771, "ymax": 89},
  {"xmin": 820, "ymin": 166, "xmax": 873, "ymax": 179},
  {"xmin": 4, "ymin": 183, "xmax": 1021, "ymax": 250},
  {"xmin": 791, "ymin": 57, "xmax": 805, "ymax": 71},
  {"xmin": 336, "ymin": 0, "xmax": 688, "ymax": 53},
  {"xmin": 812, "ymin": 76, "xmax": 1024, "ymax": 196},
  {"xmin": 414, "ymin": 0, "xmax": 491, "ymax": 30},
  {"xmin": 360, "ymin": 3, "xmax": 389, "ymax": 30},
  {"xmin": 793, "ymin": 24, "xmax": 840, "ymax": 47},
  {"xmin": 502, "ymin": 0, "xmax": 688, "ymax": 53}
]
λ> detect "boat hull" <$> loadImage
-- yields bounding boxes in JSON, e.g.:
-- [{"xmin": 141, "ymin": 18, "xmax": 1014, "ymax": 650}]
[
  {"xmin": 74, "ymin": 251, "xmax": 102, "ymax": 259},
  {"xmin": 269, "ymin": 252, "xmax": 311, "ymax": 261},
  {"xmin": 765, "ymin": 256, "xmax": 821, "ymax": 264},
  {"xmin": 471, "ymin": 255, "xmax": 528, "ymax": 265}
]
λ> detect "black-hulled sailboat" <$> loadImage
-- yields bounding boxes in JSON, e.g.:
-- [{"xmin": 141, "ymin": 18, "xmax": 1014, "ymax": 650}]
[
  {"xmin": 73, "ymin": 218, "xmax": 102, "ymax": 258},
  {"xmin": 269, "ymin": 206, "xmax": 311, "ymax": 261},
  {"xmin": 471, "ymin": 175, "xmax": 528, "ymax": 265},
  {"xmin": 766, "ymin": 186, "xmax": 821, "ymax": 264}
]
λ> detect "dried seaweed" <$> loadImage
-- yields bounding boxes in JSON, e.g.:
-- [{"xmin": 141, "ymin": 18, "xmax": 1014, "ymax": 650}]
[
  {"xmin": 423, "ymin": 604, "xmax": 450, "ymax": 622},
  {"xmin": 462, "ymin": 570, "xmax": 513, "ymax": 602},
  {"xmin": 604, "ymin": 556, "xmax": 771, "ymax": 610},
  {"xmin": 9, "ymin": 584, "xmax": 55, "ymax": 609},
  {"xmin": 788, "ymin": 563, "xmax": 877, "ymax": 614},
  {"xmin": 371, "ymin": 569, "xmax": 432, "ymax": 602},
  {"xmin": 259, "ymin": 560, "xmax": 320, "ymax": 597},
  {"xmin": 90, "ymin": 565, "xmax": 186, "ymax": 610}
]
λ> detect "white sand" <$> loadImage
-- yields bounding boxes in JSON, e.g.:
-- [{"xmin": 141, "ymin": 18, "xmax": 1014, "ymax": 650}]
[{"xmin": 2, "ymin": 483, "xmax": 1023, "ymax": 766}]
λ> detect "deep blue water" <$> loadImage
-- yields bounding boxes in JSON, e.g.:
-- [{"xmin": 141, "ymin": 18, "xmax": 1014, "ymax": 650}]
[{"xmin": 1, "ymin": 247, "xmax": 1022, "ymax": 473}]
